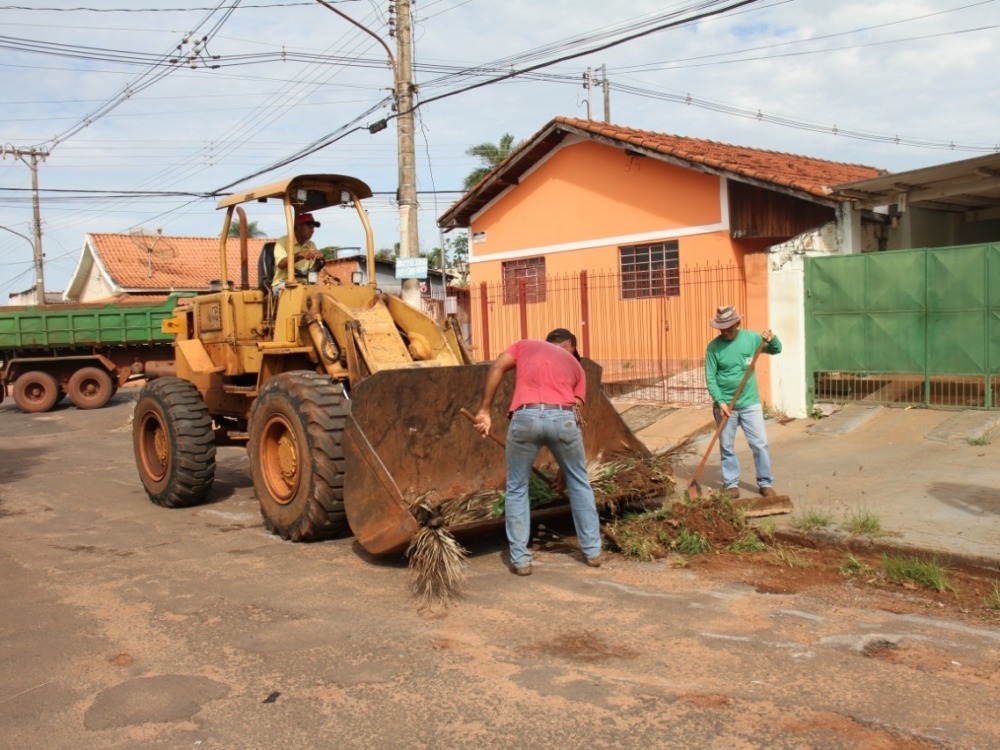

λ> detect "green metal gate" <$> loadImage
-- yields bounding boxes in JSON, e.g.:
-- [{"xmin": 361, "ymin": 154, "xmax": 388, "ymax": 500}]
[{"xmin": 806, "ymin": 243, "xmax": 1000, "ymax": 409}]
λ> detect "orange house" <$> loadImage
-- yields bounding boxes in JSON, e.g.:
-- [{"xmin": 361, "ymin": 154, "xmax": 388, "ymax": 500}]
[{"xmin": 439, "ymin": 117, "xmax": 882, "ymax": 403}]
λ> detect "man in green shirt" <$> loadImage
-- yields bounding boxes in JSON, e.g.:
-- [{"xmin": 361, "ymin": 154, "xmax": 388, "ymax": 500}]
[
  {"xmin": 271, "ymin": 213, "xmax": 325, "ymax": 293},
  {"xmin": 704, "ymin": 305, "xmax": 782, "ymax": 498}
]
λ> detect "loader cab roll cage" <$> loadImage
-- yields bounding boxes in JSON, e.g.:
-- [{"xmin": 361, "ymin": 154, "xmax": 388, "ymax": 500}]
[{"xmin": 217, "ymin": 174, "xmax": 377, "ymax": 301}]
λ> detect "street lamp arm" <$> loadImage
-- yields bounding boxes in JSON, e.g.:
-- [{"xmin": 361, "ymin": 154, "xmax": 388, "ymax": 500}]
[
  {"xmin": 313, "ymin": 0, "xmax": 396, "ymax": 73},
  {"xmin": 0, "ymin": 223, "xmax": 33, "ymax": 247}
]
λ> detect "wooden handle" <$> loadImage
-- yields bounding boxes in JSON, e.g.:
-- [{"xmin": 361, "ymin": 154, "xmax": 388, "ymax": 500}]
[
  {"xmin": 460, "ymin": 407, "xmax": 506, "ymax": 451},
  {"xmin": 688, "ymin": 339, "xmax": 768, "ymax": 487},
  {"xmin": 459, "ymin": 407, "xmax": 555, "ymax": 489}
]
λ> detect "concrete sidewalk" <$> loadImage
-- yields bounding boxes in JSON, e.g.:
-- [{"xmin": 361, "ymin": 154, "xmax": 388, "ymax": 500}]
[{"xmin": 614, "ymin": 401, "xmax": 1000, "ymax": 572}]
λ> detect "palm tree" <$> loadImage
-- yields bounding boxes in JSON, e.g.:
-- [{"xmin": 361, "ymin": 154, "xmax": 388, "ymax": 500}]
[
  {"xmin": 463, "ymin": 133, "xmax": 521, "ymax": 191},
  {"xmin": 228, "ymin": 219, "xmax": 266, "ymax": 238}
]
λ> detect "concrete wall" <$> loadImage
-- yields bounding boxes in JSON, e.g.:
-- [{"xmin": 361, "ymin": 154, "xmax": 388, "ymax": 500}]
[{"xmin": 766, "ymin": 223, "xmax": 842, "ymax": 418}]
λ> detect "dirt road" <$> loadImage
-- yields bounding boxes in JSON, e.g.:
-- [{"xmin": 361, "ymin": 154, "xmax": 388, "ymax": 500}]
[{"xmin": 1, "ymin": 392, "xmax": 998, "ymax": 749}]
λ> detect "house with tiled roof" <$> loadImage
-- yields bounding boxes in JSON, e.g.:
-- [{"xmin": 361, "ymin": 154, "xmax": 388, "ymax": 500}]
[
  {"xmin": 63, "ymin": 233, "xmax": 271, "ymax": 303},
  {"xmin": 438, "ymin": 116, "xmax": 886, "ymax": 409}
]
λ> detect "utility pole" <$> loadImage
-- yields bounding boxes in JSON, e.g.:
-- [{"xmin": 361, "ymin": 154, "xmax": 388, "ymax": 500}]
[
  {"xmin": 1, "ymin": 146, "xmax": 48, "ymax": 302},
  {"xmin": 582, "ymin": 67, "xmax": 593, "ymax": 120},
  {"xmin": 394, "ymin": 0, "xmax": 420, "ymax": 306},
  {"xmin": 599, "ymin": 64, "xmax": 611, "ymax": 123},
  {"xmin": 313, "ymin": 0, "xmax": 420, "ymax": 305}
]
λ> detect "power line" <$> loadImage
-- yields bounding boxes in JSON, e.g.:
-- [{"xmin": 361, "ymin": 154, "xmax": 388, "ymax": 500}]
[{"xmin": 0, "ymin": 3, "xmax": 316, "ymax": 11}]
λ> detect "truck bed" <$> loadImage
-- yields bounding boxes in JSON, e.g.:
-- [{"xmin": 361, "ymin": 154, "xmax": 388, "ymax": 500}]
[{"xmin": 0, "ymin": 294, "xmax": 188, "ymax": 351}]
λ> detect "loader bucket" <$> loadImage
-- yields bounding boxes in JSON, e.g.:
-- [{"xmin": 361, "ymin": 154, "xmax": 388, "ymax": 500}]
[{"xmin": 343, "ymin": 359, "xmax": 649, "ymax": 555}]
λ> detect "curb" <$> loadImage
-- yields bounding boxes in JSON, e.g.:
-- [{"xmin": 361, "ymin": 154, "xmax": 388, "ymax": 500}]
[
  {"xmin": 773, "ymin": 528, "xmax": 1000, "ymax": 576},
  {"xmin": 807, "ymin": 404, "xmax": 884, "ymax": 436}
]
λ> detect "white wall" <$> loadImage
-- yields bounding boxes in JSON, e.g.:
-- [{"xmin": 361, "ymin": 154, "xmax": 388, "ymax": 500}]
[
  {"xmin": 766, "ymin": 223, "xmax": 840, "ymax": 418},
  {"xmin": 77, "ymin": 261, "xmax": 114, "ymax": 303}
]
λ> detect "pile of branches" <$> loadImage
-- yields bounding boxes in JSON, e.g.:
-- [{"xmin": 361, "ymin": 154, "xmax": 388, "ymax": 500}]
[{"xmin": 405, "ymin": 447, "xmax": 678, "ymax": 606}]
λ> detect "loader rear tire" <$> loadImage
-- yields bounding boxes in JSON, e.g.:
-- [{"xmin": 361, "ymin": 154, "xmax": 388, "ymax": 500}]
[
  {"xmin": 68, "ymin": 366, "xmax": 114, "ymax": 409},
  {"xmin": 248, "ymin": 371, "xmax": 349, "ymax": 541},
  {"xmin": 13, "ymin": 370, "xmax": 60, "ymax": 413},
  {"xmin": 133, "ymin": 377, "xmax": 216, "ymax": 508}
]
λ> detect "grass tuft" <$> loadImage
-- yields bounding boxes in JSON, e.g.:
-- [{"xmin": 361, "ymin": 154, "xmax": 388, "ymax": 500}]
[
  {"xmin": 966, "ymin": 432, "xmax": 994, "ymax": 446},
  {"xmin": 755, "ymin": 519, "xmax": 777, "ymax": 539},
  {"xmin": 769, "ymin": 547, "xmax": 812, "ymax": 569},
  {"xmin": 729, "ymin": 530, "xmax": 767, "ymax": 553},
  {"xmin": 616, "ymin": 528, "xmax": 661, "ymax": 562},
  {"xmin": 838, "ymin": 552, "xmax": 874, "ymax": 577},
  {"xmin": 985, "ymin": 582, "xmax": 1000, "ymax": 610},
  {"xmin": 845, "ymin": 508, "xmax": 882, "ymax": 536},
  {"xmin": 881, "ymin": 554, "xmax": 955, "ymax": 593},
  {"xmin": 675, "ymin": 528, "xmax": 711, "ymax": 555},
  {"xmin": 792, "ymin": 510, "xmax": 834, "ymax": 530}
]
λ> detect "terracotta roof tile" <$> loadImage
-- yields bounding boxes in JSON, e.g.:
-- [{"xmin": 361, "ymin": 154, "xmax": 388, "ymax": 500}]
[
  {"xmin": 555, "ymin": 116, "xmax": 885, "ymax": 198},
  {"xmin": 89, "ymin": 234, "xmax": 271, "ymax": 290}
]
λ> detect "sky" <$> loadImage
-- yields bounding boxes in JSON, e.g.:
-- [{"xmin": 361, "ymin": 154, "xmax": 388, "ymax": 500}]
[{"xmin": 1, "ymin": 0, "xmax": 998, "ymax": 301}]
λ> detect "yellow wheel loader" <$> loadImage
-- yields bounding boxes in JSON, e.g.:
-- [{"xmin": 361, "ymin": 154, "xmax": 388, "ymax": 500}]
[{"xmin": 132, "ymin": 174, "xmax": 650, "ymax": 555}]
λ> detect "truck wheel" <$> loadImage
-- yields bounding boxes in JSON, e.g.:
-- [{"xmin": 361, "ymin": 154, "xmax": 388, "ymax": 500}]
[
  {"xmin": 133, "ymin": 377, "xmax": 216, "ymax": 508},
  {"xmin": 13, "ymin": 370, "xmax": 60, "ymax": 413},
  {"xmin": 68, "ymin": 366, "xmax": 114, "ymax": 409},
  {"xmin": 248, "ymin": 371, "xmax": 349, "ymax": 541}
]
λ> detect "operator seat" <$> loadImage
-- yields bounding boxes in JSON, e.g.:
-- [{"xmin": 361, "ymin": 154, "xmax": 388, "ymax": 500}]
[{"xmin": 257, "ymin": 241, "xmax": 276, "ymax": 295}]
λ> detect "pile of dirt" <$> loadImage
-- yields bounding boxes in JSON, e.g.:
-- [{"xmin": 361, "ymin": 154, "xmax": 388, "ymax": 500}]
[
  {"xmin": 604, "ymin": 494, "xmax": 749, "ymax": 559},
  {"xmin": 600, "ymin": 495, "xmax": 1000, "ymax": 625},
  {"xmin": 690, "ymin": 543, "xmax": 1000, "ymax": 626}
]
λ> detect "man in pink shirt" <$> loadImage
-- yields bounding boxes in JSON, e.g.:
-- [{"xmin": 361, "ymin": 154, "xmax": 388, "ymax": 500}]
[{"xmin": 474, "ymin": 328, "xmax": 602, "ymax": 576}]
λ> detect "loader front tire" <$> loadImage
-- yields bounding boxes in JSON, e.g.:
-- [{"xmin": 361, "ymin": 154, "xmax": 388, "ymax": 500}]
[
  {"xmin": 133, "ymin": 377, "xmax": 216, "ymax": 508},
  {"xmin": 248, "ymin": 371, "xmax": 349, "ymax": 541}
]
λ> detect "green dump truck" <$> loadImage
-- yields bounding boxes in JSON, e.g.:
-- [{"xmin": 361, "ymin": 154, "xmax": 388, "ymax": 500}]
[{"xmin": 0, "ymin": 294, "xmax": 192, "ymax": 412}]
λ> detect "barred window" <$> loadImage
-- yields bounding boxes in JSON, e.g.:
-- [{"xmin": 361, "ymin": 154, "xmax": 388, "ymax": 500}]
[
  {"xmin": 502, "ymin": 257, "xmax": 546, "ymax": 304},
  {"xmin": 619, "ymin": 241, "xmax": 679, "ymax": 299}
]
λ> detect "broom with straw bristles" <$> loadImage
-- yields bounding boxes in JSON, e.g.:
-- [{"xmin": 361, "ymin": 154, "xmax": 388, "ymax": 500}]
[{"xmin": 406, "ymin": 500, "xmax": 470, "ymax": 607}]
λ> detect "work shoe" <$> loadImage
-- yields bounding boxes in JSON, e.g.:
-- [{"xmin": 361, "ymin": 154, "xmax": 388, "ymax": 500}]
[
  {"xmin": 513, "ymin": 564, "xmax": 532, "ymax": 576},
  {"xmin": 759, "ymin": 486, "xmax": 778, "ymax": 498},
  {"xmin": 721, "ymin": 487, "xmax": 741, "ymax": 499},
  {"xmin": 585, "ymin": 555, "xmax": 602, "ymax": 568}
]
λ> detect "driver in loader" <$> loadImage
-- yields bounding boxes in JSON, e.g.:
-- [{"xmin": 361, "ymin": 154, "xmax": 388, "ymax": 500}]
[{"xmin": 271, "ymin": 212, "xmax": 325, "ymax": 294}]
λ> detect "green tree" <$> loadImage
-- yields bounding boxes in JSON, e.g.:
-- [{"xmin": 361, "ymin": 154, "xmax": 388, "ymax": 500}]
[
  {"xmin": 228, "ymin": 219, "xmax": 266, "ymax": 238},
  {"xmin": 421, "ymin": 248, "xmax": 443, "ymax": 271},
  {"xmin": 445, "ymin": 233, "xmax": 468, "ymax": 267},
  {"xmin": 463, "ymin": 133, "xmax": 521, "ymax": 191}
]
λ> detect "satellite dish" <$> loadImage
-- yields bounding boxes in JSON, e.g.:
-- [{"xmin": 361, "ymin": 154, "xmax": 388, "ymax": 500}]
[{"xmin": 129, "ymin": 228, "xmax": 176, "ymax": 277}]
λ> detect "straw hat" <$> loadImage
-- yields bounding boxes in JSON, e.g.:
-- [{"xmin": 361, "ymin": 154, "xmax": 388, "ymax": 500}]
[{"xmin": 709, "ymin": 305, "xmax": 742, "ymax": 330}]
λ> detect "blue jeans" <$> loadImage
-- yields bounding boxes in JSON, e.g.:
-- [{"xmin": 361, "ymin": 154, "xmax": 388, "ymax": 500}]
[
  {"xmin": 504, "ymin": 408, "xmax": 602, "ymax": 569},
  {"xmin": 713, "ymin": 402, "xmax": 774, "ymax": 489}
]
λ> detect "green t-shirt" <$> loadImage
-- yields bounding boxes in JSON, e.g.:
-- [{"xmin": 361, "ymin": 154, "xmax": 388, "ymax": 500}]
[{"xmin": 705, "ymin": 328, "xmax": 781, "ymax": 409}]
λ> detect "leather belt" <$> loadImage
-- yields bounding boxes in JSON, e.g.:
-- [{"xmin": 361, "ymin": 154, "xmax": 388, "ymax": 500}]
[{"xmin": 515, "ymin": 403, "xmax": 573, "ymax": 411}]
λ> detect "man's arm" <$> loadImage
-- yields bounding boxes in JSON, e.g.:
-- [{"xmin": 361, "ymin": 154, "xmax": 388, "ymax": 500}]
[
  {"xmin": 473, "ymin": 352, "xmax": 515, "ymax": 437},
  {"xmin": 276, "ymin": 241, "xmax": 322, "ymax": 270},
  {"xmin": 761, "ymin": 329, "xmax": 781, "ymax": 354}
]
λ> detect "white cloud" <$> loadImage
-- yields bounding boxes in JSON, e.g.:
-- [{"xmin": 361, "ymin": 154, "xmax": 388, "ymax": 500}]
[{"xmin": 1, "ymin": 0, "xmax": 997, "ymax": 297}]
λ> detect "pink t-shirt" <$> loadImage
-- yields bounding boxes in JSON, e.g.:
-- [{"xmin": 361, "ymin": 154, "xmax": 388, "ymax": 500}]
[{"xmin": 505, "ymin": 339, "xmax": 587, "ymax": 412}]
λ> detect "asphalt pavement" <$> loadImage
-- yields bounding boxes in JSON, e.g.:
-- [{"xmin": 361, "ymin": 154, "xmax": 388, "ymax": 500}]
[
  {"xmin": 617, "ymin": 401, "xmax": 1000, "ymax": 573},
  {"xmin": 8, "ymin": 391, "xmax": 1000, "ymax": 750}
]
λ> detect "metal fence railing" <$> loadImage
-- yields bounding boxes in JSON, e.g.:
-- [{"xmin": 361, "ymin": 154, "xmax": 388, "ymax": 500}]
[{"xmin": 466, "ymin": 265, "xmax": 746, "ymax": 404}]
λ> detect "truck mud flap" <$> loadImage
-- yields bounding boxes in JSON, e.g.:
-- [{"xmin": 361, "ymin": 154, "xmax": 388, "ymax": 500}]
[{"xmin": 343, "ymin": 360, "xmax": 649, "ymax": 556}]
